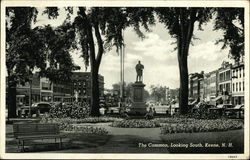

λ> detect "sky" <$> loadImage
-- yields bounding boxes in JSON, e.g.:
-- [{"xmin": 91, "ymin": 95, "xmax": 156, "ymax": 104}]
[{"xmin": 33, "ymin": 7, "xmax": 233, "ymax": 91}]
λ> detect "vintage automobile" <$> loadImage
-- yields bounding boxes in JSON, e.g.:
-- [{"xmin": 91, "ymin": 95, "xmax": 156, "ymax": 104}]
[
  {"xmin": 19, "ymin": 102, "xmax": 52, "ymax": 117},
  {"xmin": 224, "ymin": 104, "xmax": 244, "ymax": 119}
]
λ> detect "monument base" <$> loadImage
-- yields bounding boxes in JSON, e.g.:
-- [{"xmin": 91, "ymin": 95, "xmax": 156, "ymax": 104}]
[
  {"xmin": 128, "ymin": 102, "xmax": 147, "ymax": 115},
  {"xmin": 128, "ymin": 81, "xmax": 147, "ymax": 116}
]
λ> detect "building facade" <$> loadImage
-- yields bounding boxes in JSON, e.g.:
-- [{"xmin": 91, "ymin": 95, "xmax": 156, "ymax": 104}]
[
  {"xmin": 217, "ymin": 61, "xmax": 232, "ymax": 104},
  {"xmin": 203, "ymin": 70, "xmax": 218, "ymax": 102},
  {"xmin": 16, "ymin": 73, "xmax": 41, "ymax": 106},
  {"xmin": 189, "ymin": 72, "xmax": 204, "ymax": 101},
  {"xmin": 15, "ymin": 72, "xmax": 104, "ymax": 105},
  {"xmin": 71, "ymin": 72, "xmax": 104, "ymax": 103},
  {"xmin": 231, "ymin": 62, "xmax": 245, "ymax": 105}
]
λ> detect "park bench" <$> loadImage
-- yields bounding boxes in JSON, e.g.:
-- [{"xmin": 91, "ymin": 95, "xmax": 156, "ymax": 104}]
[{"xmin": 13, "ymin": 123, "xmax": 65, "ymax": 152}]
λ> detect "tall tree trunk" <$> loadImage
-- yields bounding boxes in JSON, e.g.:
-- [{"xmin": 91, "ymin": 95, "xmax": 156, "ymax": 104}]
[
  {"xmin": 78, "ymin": 8, "xmax": 103, "ymax": 117},
  {"xmin": 177, "ymin": 9, "xmax": 196, "ymax": 115},
  {"xmin": 177, "ymin": 50, "xmax": 189, "ymax": 115},
  {"xmin": 90, "ymin": 67, "xmax": 100, "ymax": 116},
  {"xmin": 7, "ymin": 77, "xmax": 17, "ymax": 118}
]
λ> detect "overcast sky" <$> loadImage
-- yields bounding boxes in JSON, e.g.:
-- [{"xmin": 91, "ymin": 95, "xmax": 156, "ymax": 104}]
[{"xmin": 34, "ymin": 8, "xmax": 232, "ymax": 90}]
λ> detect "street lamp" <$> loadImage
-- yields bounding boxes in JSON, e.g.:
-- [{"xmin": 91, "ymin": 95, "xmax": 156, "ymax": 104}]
[{"xmin": 26, "ymin": 66, "xmax": 33, "ymax": 118}]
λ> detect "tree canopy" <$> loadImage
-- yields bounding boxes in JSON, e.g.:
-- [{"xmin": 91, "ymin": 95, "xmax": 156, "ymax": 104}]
[
  {"xmin": 214, "ymin": 8, "xmax": 244, "ymax": 62},
  {"xmin": 6, "ymin": 7, "xmax": 80, "ymax": 117}
]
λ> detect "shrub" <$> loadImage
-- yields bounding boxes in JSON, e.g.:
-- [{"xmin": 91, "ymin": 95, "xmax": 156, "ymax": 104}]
[
  {"xmin": 111, "ymin": 119, "xmax": 161, "ymax": 128},
  {"xmin": 160, "ymin": 119, "xmax": 244, "ymax": 134},
  {"xmin": 49, "ymin": 102, "xmax": 90, "ymax": 118}
]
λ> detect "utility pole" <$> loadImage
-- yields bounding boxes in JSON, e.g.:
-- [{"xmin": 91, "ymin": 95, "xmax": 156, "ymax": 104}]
[{"xmin": 119, "ymin": 29, "xmax": 125, "ymax": 108}]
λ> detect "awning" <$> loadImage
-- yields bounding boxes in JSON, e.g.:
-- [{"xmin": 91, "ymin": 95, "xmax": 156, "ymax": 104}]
[
  {"xmin": 190, "ymin": 99, "xmax": 197, "ymax": 105},
  {"xmin": 234, "ymin": 105, "xmax": 244, "ymax": 109},
  {"xmin": 217, "ymin": 104, "xmax": 224, "ymax": 108},
  {"xmin": 16, "ymin": 95, "xmax": 25, "ymax": 97},
  {"xmin": 214, "ymin": 96, "xmax": 222, "ymax": 102}
]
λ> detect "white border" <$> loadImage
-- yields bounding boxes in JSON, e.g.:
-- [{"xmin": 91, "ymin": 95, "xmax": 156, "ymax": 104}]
[{"xmin": 1, "ymin": 0, "xmax": 249, "ymax": 159}]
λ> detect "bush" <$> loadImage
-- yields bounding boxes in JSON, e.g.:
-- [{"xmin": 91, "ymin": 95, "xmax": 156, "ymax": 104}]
[
  {"xmin": 111, "ymin": 119, "xmax": 161, "ymax": 128},
  {"xmin": 49, "ymin": 102, "xmax": 90, "ymax": 118},
  {"xmin": 160, "ymin": 119, "xmax": 244, "ymax": 134}
]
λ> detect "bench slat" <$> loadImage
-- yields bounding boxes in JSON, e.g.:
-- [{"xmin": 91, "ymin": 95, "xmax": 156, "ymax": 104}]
[
  {"xmin": 13, "ymin": 123, "xmax": 60, "ymax": 138},
  {"xmin": 13, "ymin": 123, "xmax": 64, "ymax": 152}
]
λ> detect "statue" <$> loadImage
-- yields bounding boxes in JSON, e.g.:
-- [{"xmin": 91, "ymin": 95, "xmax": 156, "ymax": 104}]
[{"xmin": 135, "ymin": 61, "xmax": 144, "ymax": 82}]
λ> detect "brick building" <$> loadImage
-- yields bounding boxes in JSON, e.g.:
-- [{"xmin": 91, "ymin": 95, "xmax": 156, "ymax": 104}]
[
  {"xmin": 14, "ymin": 72, "xmax": 104, "ymax": 105},
  {"xmin": 204, "ymin": 70, "xmax": 218, "ymax": 102},
  {"xmin": 189, "ymin": 72, "xmax": 204, "ymax": 102}
]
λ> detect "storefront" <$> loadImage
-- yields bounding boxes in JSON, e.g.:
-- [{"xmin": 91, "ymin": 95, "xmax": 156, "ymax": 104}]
[{"xmin": 41, "ymin": 92, "xmax": 52, "ymax": 102}]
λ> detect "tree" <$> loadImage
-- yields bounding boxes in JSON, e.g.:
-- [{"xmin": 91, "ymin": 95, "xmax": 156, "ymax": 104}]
[
  {"xmin": 156, "ymin": 8, "xmax": 213, "ymax": 114},
  {"xmin": 6, "ymin": 7, "xmax": 79, "ymax": 118},
  {"xmin": 150, "ymin": 85, "xmax": 167, "ymax": 102},
  {"xmin": 214, "ymin": 8, "xmax": 244, "ymax": 62},
  {"xmin": 45, "ymin": 7, "xmax": 154, "ymax": 116},
  {"xmin": 143, "ymin": 89, "xmax": 150, "ymax": 102},
  {"xmin": 156, "ymin": 8, "xmax": 244, "ymax": 114},
  {"xmin": 6, "ymin": 7, "xmax": 43, "ymax": 118}
]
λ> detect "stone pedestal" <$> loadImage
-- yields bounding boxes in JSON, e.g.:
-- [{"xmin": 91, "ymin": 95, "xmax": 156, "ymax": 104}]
[{"xmin": 128, "ymin": 81, "xmax": 147, "ymax": 115}]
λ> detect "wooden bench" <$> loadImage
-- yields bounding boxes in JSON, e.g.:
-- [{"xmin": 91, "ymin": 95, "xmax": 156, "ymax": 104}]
[{"xmin": 13, "ymin": 123, "xmax": 65, "ymax": 152}]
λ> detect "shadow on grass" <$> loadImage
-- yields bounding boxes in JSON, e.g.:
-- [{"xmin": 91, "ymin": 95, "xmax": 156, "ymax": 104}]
[
  {"xmin": 160, "ymin": 129, "xmax": 244, "ymax": 153},
  {"xmin": 6, "ymin": 133, "xmax": 112, "ymax": 153}
]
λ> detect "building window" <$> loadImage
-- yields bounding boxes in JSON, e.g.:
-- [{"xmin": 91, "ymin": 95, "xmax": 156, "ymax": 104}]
[
  {"xmin": 239, "ymin": 68, "xmax": 241, "ymax": 78},
  {"xmin": 220, "ymin": 84, "xmax": 223, "ymax": 92},
  {"xmin": 236, "ymin": 82, "xmax": 238, "ymax": 92},
  {"xmin": 219, "ymin": 73, "xmax": 223, "ymax": 82},
  {"xmin": 226, "ymin": 70, "xmax": 230, "ymax": 80},
  {"xmin": 239, "ymin": 82, "xmax": 241, "ymax": 91},
  {"xmin": 42, "ymin": 82, "xmax": 51, "ymax": 90},
  {"xmin": 226, "ymin": 83, "xmax": 230, "ymax": 92},
  {"xmin": 232, "ymin": 70, "xmax": 235, "ymax": 77},
  {"xmin": 243, "ymin": 81, "xmax": 244, "ymax": 91},
  {"xmin": 233, "ymin": 83, "xmax": 234, "ymax": 92},
  {"xmin": 236, "ymin": 69, "xmax": 238, "ymax": 78},
  {"xmin": 243, "ymin": 67, "xmax": 245, "ymax": 77}
]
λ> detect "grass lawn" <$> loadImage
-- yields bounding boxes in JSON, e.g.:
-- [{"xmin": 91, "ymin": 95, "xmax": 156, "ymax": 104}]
[
  {"xmin": 6, "ymin": 122, "xmax": 244, "ymax": 153},
  {"xmin": 160, "ymin": 129, "xmax": 244, "ymax": 153}
]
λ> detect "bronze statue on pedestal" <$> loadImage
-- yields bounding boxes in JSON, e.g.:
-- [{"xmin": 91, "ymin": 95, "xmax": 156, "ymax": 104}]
[{"xmin": 135, "ymin": 61, "xmax": 144, "ymax": 82}]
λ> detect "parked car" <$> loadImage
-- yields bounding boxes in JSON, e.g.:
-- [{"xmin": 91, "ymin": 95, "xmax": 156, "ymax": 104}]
[
  {"xmin": 19, "ymin": 102, "xmax": 52, "ymax": 117},
  {"xmin": 33, "ymin": 102, "xmax": 52, "ymax": 114},
  {"xmin": 107, "ymin": 107, "xmax": 120, "ymax": 114},
  {"xmin": 225, "ymin": 104, "xmax": 244, "ymax": 119}
]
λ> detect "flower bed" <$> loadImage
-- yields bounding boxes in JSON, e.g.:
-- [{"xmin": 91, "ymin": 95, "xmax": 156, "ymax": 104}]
[
  {"xmin": 111, "ymin": 119, "xmax": 161, "ymax": 128},
  {"xmin": 40, "ymin": 116, "xmax": 123, "ymax": 130},
  {"xmin": 78, "ymin": 116, "xmax": 123, "ymax": 123},
  {"xmin": 154, "ymin": 117, "xmax": 195, "ymax": 123},
  {"xmin": 160, "ymin": 119, "xmax": 244, "ymax": 134},
  {"xmin": 65, "ymin": 125, "xmax": 109, "ymax": 135},
  {"xmin": 49, "ymin": 102, "xmax": 90, "ymax": 119}
]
